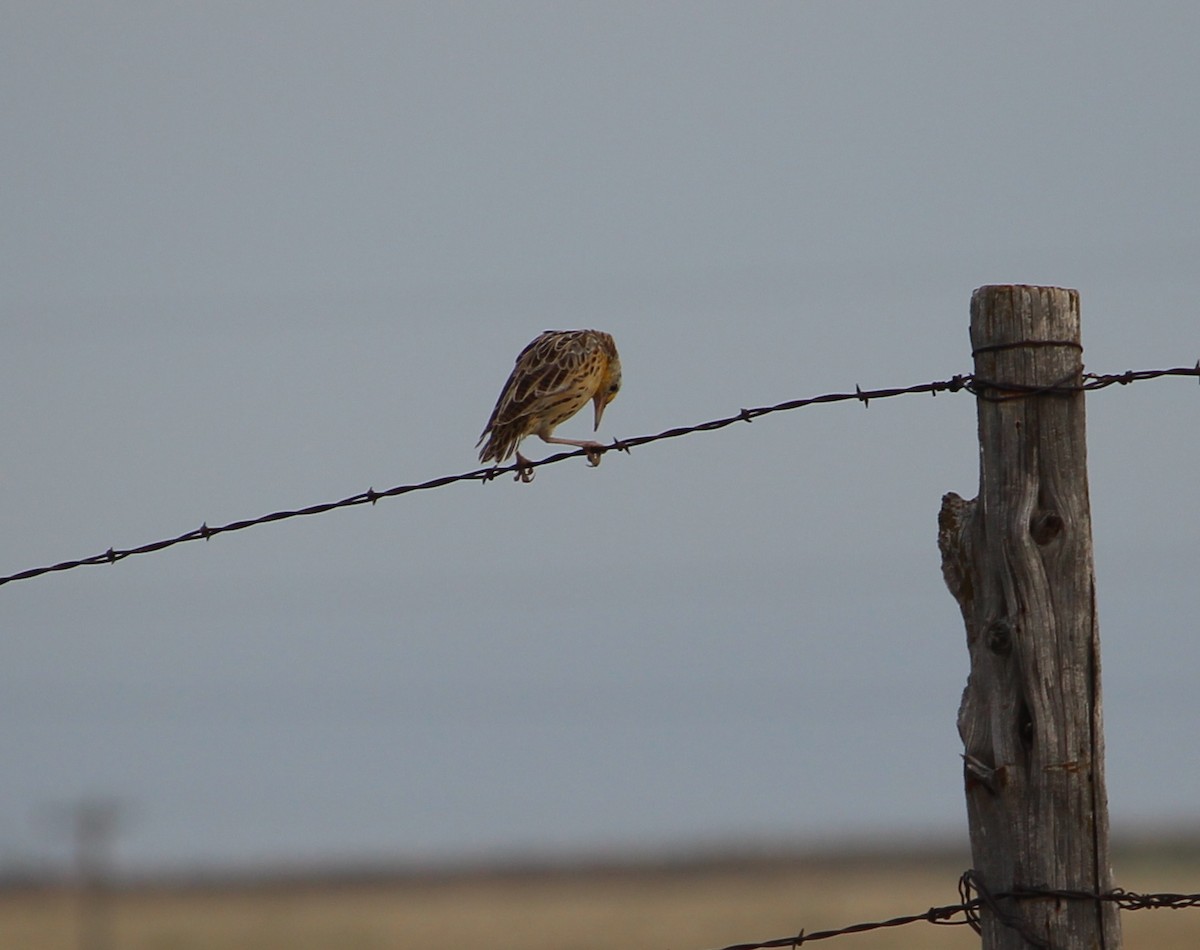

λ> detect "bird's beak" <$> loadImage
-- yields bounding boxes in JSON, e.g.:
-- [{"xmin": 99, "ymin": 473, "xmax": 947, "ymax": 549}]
[{"xmin": 593, "ymin": 392, "xmax": 607, "ymax": 431}]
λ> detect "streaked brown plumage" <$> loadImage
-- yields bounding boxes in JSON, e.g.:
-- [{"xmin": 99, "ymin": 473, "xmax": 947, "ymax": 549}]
[{"xmin": 478, "ymin": 330, "xmax": 621, "ymax": 481}]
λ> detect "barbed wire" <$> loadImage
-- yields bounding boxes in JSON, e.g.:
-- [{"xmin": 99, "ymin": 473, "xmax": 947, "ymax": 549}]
[
  {"xmin": 707, "ymin": 871, "xmax": 1200, "ymax": 949},
  {"xmin": 1, "ymin": 364, "xmax": 1196, "ymax": 589}
]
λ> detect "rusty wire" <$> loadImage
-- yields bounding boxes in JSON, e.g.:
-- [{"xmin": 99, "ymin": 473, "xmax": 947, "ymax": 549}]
[
  {"xmin": 0, "ymin": 364, "xmax": 1196, "ymax": 589},
  {"xmin": 706, "ymin": 872, "xmax": 1200, "ymax": 950},
  {"xmin": 969, "ymin": 362, "xmax": 1200, "ymax": 401}
]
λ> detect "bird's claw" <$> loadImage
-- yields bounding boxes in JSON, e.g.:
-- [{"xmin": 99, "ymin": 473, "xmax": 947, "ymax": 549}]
[
  {"xmin": 514, "ymin": 455, "xmax": 535, "ymax": 483},
  {"xmin": 584, "ymin": 445, "xmax": 603, "ymax": 467}
]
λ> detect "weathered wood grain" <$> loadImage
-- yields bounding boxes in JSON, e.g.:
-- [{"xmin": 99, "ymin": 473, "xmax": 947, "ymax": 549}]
[{"xmin": 939, "ymin": 285, "xmax": 1121, "ymax": 949}]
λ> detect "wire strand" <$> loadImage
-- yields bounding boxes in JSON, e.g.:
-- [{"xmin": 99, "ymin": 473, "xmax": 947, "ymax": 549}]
[
  {"xmin": 1, "ymin": 364, "xmax": 1196, "ymax": 588},
  {"xmin": 707, "ymin": 873, "xmax": 1200, "ymax": 950}
]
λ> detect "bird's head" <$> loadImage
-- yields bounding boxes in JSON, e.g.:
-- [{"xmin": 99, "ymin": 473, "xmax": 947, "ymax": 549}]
[{"xmin": 592, "ymin": 355, "xmax": 622, "ymax": 431}]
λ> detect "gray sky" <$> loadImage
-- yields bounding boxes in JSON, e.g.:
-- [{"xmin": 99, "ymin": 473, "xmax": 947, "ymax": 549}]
[{"xmin": 3, "ymin": 2, "xmax": 1198, "ymax": 872}]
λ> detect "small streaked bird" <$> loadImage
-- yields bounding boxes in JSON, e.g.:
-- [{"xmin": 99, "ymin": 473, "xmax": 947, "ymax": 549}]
[{"xmin": 478, "ymin": 329, "xmax": 621, "ymax": 482}]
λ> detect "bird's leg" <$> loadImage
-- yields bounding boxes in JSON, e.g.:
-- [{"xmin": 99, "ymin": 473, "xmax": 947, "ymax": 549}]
[
  {"xmin": 540, "ymin": 435, "xmax": 605, "ymax": 467},
  {"xmin": 513, "ymin": 451, "xmax": 536, "ymax": 483}
]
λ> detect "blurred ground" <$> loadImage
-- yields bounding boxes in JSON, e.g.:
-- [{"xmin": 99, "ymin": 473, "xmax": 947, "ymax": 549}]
[{"xmin": 1, "ymin": 838, "xmax": 1197, "ymax": 950}]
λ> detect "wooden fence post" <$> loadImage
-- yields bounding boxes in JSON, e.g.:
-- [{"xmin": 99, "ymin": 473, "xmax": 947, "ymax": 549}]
[{"xmin": 938, "ymin": 285, "xmax": 1122, "ymax": 949}]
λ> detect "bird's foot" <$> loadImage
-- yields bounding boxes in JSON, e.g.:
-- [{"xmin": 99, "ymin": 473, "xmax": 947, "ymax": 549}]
[
  {"xmin": 582, "ymin": 442, "xmax": 604, "ymax": 467},
  {"xmin": 514, "ymin": 453, "xmax": 535, "ymax": 483}
]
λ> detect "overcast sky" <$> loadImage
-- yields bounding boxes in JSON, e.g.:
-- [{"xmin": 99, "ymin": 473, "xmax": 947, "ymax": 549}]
[{"xmin": 2, "ymin": 2, "xmax": 1198, "ymax": 872}]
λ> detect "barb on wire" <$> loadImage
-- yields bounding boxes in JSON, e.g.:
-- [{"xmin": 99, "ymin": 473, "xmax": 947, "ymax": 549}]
[
  {"xmin": 706, "ymin": 874, "xmax": 1200, "ymax": 950},
  {"xmin": 967, "ymin": 364, "xmax": 1200, "ymax": 401},
  {"xmin": 1, "ymin": 365, "xmax": 1196, "ymax": 589}
]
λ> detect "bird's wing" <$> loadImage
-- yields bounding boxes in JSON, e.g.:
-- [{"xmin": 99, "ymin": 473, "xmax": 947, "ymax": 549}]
[{"xmin": 483, "ymin": 331, "xmax": 593, "ymax": 430}]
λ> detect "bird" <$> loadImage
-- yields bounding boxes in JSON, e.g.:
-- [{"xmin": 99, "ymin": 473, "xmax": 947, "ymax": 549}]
[{"xmin": 477, "ymin": 329, "xmax": 621, "ymax": 482}]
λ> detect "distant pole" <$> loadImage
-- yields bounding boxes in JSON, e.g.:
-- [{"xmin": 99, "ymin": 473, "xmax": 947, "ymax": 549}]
[
  {"xmin": 938, "ymin": 286, "xmax": 1122, "ymax": 949},
  {"xmin": 72, "ymin": 800, "xmax": 121, "ymax": 950}
]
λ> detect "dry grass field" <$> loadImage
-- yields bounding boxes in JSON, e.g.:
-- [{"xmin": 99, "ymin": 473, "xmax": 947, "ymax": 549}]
[{"xmin": 1, "ymin": 842, "xmax": 1197, "ymax": 950}]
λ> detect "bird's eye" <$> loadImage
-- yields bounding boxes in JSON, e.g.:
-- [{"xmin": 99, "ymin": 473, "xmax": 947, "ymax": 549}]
[{"xmin": 609, "ymin": 383, "xmax": 620, "ymax": 393}]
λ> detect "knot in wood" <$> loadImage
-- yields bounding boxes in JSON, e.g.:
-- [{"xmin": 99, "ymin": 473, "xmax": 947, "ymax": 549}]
[
  {"xmin": 1030, "ymin": 510, "xmax": 1064, "ymax": 545},
  {"xmin": 986, "ymin": 619, "xmax": 1014, "ymax": 656}
]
